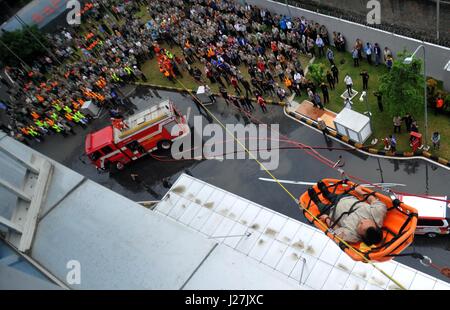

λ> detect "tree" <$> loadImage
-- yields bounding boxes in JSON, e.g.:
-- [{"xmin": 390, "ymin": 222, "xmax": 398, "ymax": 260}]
[
  {"xmin": 0, "ymin": 25, "xmax": 48, "ymax": 67},
  {"xmin": 308, "ymin": 63, "xmax": 326, "ymax": 85},
  {"xmin": 378, "ymin": 51, "xmax": 425, "ymax": 118}
]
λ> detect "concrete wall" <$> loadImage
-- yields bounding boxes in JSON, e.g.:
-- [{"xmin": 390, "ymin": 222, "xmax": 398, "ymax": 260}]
[
  {"xmin": 287, "ymin": 0, "xmax": 450, "ymax": 43},
  {"xmin": 247, "ymin": 0, "xmax": 450, "ymax": 87}
]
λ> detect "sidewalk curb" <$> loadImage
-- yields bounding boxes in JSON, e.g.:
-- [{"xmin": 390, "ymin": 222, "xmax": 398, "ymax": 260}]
[
  {"xmin": 134, "ymin": 82, "xmax": 286, "ymax": 106},
  {"xmin": 285, "ymin": 109, "xmax": 450, "ymax": 169}
]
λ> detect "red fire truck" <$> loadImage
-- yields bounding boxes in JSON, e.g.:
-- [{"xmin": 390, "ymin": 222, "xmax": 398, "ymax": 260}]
[{"xmin": 85, "ymin": 100, "xmax": 189, "ymax": 171}]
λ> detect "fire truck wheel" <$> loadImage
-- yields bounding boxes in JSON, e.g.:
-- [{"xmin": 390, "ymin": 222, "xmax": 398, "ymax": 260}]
[
  {"xmin": 426, "ymin": 232, "xmax": 437, "ymax": 238},
  {"xmin": 158, "ymin": 140, "xmax": 172, "ymax": 150}
]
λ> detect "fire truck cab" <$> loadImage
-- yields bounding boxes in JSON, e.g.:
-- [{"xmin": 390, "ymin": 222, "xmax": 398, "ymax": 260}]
[
  {"xmin": 85, "ymin": 100, "xmax": 189, "ymax": 171},
  {"xmin": 399, "ymin": 195, "xmax": 450, "ymax": 238}
]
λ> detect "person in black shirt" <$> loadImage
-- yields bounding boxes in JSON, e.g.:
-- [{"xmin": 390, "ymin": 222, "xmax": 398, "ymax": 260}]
[
  {"xmin": 360, "ymin": 70, "xmax": 369, "ymax": 90},
  {"xmin": 403, "ymin": 113, "xmax": 413, "ymax": 132},
  {"xmin": 373, "ymin": 91, "xmax": 383, "ymax": 112},
  {"xmin": 320, "ymin": 83, "xmax": 329, "ymax": 104},
  {"xmin": 331, "ymin": 65, "xmax": 339, "ymax": 83},
  {"xmin": 326, "ymin": 70, "xmax": 335, "ymax": 90}
]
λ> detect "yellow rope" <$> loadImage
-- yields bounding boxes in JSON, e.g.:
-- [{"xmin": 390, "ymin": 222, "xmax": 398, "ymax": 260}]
[{"xmin": 174, "ymin": 78, "xmax": 406, "ymax": 290}]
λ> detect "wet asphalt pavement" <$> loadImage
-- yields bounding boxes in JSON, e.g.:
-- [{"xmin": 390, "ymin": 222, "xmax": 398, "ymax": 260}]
[{"xmin": 32, "ymin": 85, "xmax": 450, "ymax": 283}]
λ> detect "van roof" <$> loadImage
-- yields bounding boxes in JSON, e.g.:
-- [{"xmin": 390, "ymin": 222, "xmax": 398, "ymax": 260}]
[{"xmin": 400, "ymin": 195, "xmax": 448, "ymax": 219}]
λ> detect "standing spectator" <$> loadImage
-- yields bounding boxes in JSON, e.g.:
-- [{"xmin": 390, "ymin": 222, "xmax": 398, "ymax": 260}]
[
  {"xmin": 307, "ymin": 37, "xmax": 316, "ymax": 57},
  {"xmin": 373, "ymin": 91, "xmax": 383, "ymax": 112},
  {"xmin": 383, "ymin": 47, "xmax": 393, "ymax": 63},
  {"xmin": 360, "ymin": 70, "xmax": 369, "ymax": 90},
  {"xmin": 435, "ymin": 94, "xmax": 444, "ymax": 115},
  {"xmin": 257, "ymin": 95, "xmax": 268, "ymax": 113},
  {"xmin": 393, "ymin": 115, "xmax": 402, "ymax": 133},
  {"xmin": 337, "ymin": 33, "xmax": 346, "ymax": 51},
  {"xmin": 231, "ymin": 76, "xmax": 242, "ymax": 95},
  {"xmin": 390, "ymin": 135, "xmax": 397, "ymax": 152},
  {"xmin": 317, "ymin": 117, "xmax": 330, "ymax": 143},
  {"xmin": 352, "ymin": 48, "xmax": 359, "ymax": 67},
  {"xmin": 386, "ymin": 56, "xmax": 393, "ymax": 70},
  {"xmin": 326, "ymin": 70, "xmax": 335, "ymax": 90},
  {"xmin": 344, "ymin": 74, "xmax": 354, "ymax": 96},
  {"xmin": 241, "ymin": 79, "xmax": 252, "ymax": 97},
  {"xmin": 307, "ymin": 88, "xmax": 314, "ymax": 102},
  {"xmin": 326, "ymin": 48, "xmax": 335, "ymax": 65},
  {"xmin": 220, "ymin": 87, "xmax": 231, "ymax": 105},
  {"xmin": 410, "ymin": 121, "xmax": 419, "ymax": 133},
  {"xmin": 313, "ymin": 92, "xmax": 324, "ymax": 110},
  {"xmin": 355, "ymin": 39, "xmax": 363, "ymax": 60},
  {"xmin": 316, "ymin": 35, "xmax": 325, "ymax": 57},
  {"xmin": 383, "ymin": 136, "xmax": 391, "ymax": 151},
  {"xmin": 331, "ymin": 65, "xmax": 339, "ymax": 83},
  {"xmin": 374, "ymin": 43, "xmax": 382, "ymax": 66},
  {"xmin": 320, "ymin": 83, "xmax": 329, "ymax": 104},
  {"xmin": 432, "ymin": 132, "xmax": 441, "ymax": 150},
  {"xmin": 403, "ymin": 113, "xmax": 413, "ymax": 132},
  {"xmin": 365, "ymin": 43, "xmax": 373, "ymax": 65}
]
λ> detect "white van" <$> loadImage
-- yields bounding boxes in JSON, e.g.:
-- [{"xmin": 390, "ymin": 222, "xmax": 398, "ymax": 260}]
[{"xmin": 399, "ymin": 195, "xmax": 450, "ymax": 238}]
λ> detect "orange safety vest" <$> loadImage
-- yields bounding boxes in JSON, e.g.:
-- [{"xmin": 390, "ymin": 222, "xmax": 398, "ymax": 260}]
[
  {"xmin": 31, "ymin": 111, "xmax": 40, "ymax": 119},
  {"xmin": 284, "ymin": 78, "xmax": 292, "ymax": 88},
  {"xmin": 36, "ymin": 95, "xmax": 45, "ymax": 102},
  {"xmin": 45, "ymin": 118, "xmax": 55, "ymax": 127},
  {"xmin": 207, "ymin": 48, "xmax": 215, "ymax": 58}
]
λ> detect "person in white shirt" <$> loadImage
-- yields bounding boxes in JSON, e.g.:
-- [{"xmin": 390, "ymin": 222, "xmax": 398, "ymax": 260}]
[
  {"xmin": 344, "ymin": 74, "xmax": 353, "ymax": 96},
  {"xmin": 315, "ymin": 35, "xmax": 324, "ymax": 57}
]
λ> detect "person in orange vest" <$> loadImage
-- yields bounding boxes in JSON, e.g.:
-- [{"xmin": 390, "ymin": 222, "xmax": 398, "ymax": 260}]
[
  {"xmin": 36, "ymin": 95, "xmax": 45, "ymax": 103},
  {"xmin": 435, "ymin": 94, "xmax": 445, "ymax": 115},
  {"xmin": 31, "ymin": 111, "xmax": 40, "ymax": 120},
  {"xmin": 284, "ymin": 77, "xmax": 293, "ymax": 95}
]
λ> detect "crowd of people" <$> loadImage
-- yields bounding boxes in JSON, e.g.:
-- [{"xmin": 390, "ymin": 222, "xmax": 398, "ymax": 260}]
[
  {"xmin": 0, "ymin": 0, "xmax": 149, "ymax": 144},
  {"xmin": 0, "ymin": 0, "xmax": 444, "ymax": 155}
]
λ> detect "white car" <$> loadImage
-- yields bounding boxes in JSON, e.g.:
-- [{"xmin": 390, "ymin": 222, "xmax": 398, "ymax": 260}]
[{"xmin": 399, "ymin": 195, "xmax": 450, "ymax": 238}]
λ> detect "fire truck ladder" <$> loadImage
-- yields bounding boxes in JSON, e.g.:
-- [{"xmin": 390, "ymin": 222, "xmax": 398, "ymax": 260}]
[{"xmin": 0, "ymin": 145, "xmax": 53, "ymax": 253}]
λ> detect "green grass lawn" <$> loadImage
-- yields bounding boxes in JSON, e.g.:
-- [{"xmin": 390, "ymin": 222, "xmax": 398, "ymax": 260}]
[{"xmin": 297, "ymin": 48, "xmax": 450, "ymax": 158}]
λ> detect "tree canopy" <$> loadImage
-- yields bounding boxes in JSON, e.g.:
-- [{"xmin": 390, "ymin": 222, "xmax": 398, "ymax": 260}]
[
  {"xmin": 378, "ymin": 51, "xmax": 425, "ymax": 118},
  {"xmin": 308, "ymin": 63, "xmax": 326, "ymax": 85},
  {"xmin": 0, "ymin": 25, "xmax": 48, "ymax": 67}
]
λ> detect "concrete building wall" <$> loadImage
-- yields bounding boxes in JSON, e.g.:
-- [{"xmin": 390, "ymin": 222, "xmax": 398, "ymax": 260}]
[
  {"xmin": 247, "ymin": 0, "xmax": 450, "ymax": 87},
  {"xmin": 304, "ymin": 0, "xmax": 450, "ymax": 41}
]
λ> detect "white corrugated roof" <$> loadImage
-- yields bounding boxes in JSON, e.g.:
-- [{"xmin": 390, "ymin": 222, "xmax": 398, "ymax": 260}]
[{"xmin": 156, "ymin": 174, "xmax": 450, "ymax": 290}]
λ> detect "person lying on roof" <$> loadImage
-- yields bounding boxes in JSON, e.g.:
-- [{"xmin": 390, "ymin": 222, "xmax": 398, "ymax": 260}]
[{"xmin": 314, "ymin": 185, "xmax": 387, "ymax": 246}]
